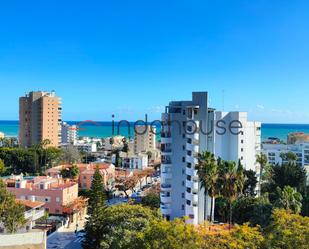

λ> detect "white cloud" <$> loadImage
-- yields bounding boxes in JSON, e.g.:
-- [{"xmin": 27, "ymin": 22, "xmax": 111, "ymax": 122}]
[
  {"xmin": 256, "ymin": 104, "xmax": 265, "ymax": 110},
  {"xmin": 147, "ymin": 105, "xmax": 164, "ymax": 113}
]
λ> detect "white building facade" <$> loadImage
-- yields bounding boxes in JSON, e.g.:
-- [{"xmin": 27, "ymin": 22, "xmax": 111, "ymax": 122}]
[
  {"xmin": 160, "ymin": 92, "xmax": 261, "ymax": 225},
  {"xmin": 262, "ymin": 143, "xmax": 309, "ymax": 167},
  {"xmin": 214, "ymin": 112, "xmax": 261, "ymax": 172},
  {"xmin": 120, "ymin": 153, "xmax": 148, "ymax": 170},
  {"xmin": 61, "ymin": 122, "xmax": 78, "ymax": 145}
]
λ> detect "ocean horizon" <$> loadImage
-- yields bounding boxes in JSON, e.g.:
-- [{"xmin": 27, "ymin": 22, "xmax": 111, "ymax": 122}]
[{"xmin": 1, "ymin": 120, "xmax": 309, "ymax": 142}]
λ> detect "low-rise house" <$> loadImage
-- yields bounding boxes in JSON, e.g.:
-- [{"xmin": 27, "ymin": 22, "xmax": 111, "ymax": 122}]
[
  {"xmin": 4, "ymin": 175, "xmax": 78, "ymax": 215},
  {"xmin": 46, "ymin": 162, "xmax": 115, "ymax": 190},
  {"xmin": 16, "ymin": 199, "xmax": 45, "ymax": 231},
  {"xmin": 120, "ymin": 153, "xmax": 148, "ymax": 170}
]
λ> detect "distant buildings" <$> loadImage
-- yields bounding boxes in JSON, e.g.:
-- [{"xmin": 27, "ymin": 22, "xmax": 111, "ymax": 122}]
[
  {"xmin": 46, "ymin": 162, "xmax": 115, "ymax": 190},
  {"xmin": 288, "ymin": 132, "xmax": 309, "ymax": 144},
  {"xmin": 74, "ymin": 142, "xmax": 97, "ymax": 153},
  {"xmin": 120, "ymin": 152, "xmax": 148, "ymax": 170},
  {"xmin": 19, "ymin": 91, "xmax": 62, "ymax": 147},
  {"xmin": 61, "ymin": 122, "xmax": 78, "ymax": 145},
  {"xmin": 262, "ymin": 143, "xmax": 309, "ymax": 167},
  {"xmin": 160, "ymin": 92, "xmax": 261, "ymax": 225},
  {"xmin": 134, "ymin": 125, "xmax": 156, "ymax": 154}
]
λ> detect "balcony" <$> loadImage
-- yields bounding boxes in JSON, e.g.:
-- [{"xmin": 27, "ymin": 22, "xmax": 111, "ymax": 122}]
[
  {"xmin": 186, "ymin": 179, "xmax": 199, "ymax": 191},
  {"xmin": 161, "ymin": 158, "xmax": 172, "ymax": 166},
  {"xmin": 186, "ymin": 143, "xmax": 199, "ymax": 153},
  {"xmin": 160, "ymin": 193, "xmax": 172, "ymax": 203},
  {"xmin": 186, "ymin": 155, "xmax": 198, "ymax": 165},
  {"xmin": 161, "ymin": 183, "xmax": 172, "ymax": 190},
  {"xmin": 186, "ymin": 131, "xmax": 199, "ymax": 141},
  {"xmin": 185, "ymin": 192, "xmax": 198, "ymax": 203},
  {"xmin": 161, "ymin": 208, "xmax": 172, "ymax": 215},
  {"xmin": 186, "ymin": 167, "xmax": 197, "ymax": 176},
  {"xmin": 24, "ymin": 208, "xmax": 45, "ymax": 221},
  {"xmin": 161, "ymin": 171, "xmax": 172, "ymax": 179},
  {"xmin": 161, "ymin": 146, "xmax": 172, "ymax": 155}
]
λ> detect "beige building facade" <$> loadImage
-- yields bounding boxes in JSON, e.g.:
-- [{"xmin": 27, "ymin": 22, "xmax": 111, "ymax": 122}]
[{"xmin": 19, "ymin": 91, "xmax": 62, "ymax": 147}]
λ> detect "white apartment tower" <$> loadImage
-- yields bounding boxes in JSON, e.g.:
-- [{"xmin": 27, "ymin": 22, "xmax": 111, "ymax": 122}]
[
  {"xmin": 61, "ymin": 122, "xmax": 78, "ymax": 145},
  {"xmin": 161, "ymin": 92, "xmax": 214, "ymax": 224},
  {"xmin": 214, "ymin": 112, "xmax": 261, "ymax": 172},
  {"xmin": 160, "ymin": 92, "xmax": 261, "ymax": 224}
]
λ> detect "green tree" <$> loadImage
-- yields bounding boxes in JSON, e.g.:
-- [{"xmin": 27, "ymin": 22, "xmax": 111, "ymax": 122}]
[
  {"xmin": 264, "ymin": 209, "xmax": 309, "ymax": 249},
  {"xmin": 232, "ymin": 195, "xmax": 273, "ymax": 228},
  {"xmin": 0, "ymin": 158, "xmax": 5, "ymax": 175},
  {"xmin": 243, "ymin": 169, "xmax": 258, "ymax": 197},
  {"xmin": 132, "ymin": 218, "xmax": 202, "ymax": 249},
  {"xmin": 61, "ymin": 145, "xmax": 81, "ymax": 164},
  {"xmin": 122, "ymin": 138, "xmax": 129, "ymax": 154},
  {"xmin": 0, "ymin": 180, "xmax": 26, "ymax": 233},
  {"xmin": 275, "ymin": 186, "xmax": 303, "ymax": 214},
  {"xmin": 280, "ymin": 151, "xmax": 298, "ymax": 163},
  {"xmin": 83, "ymin": 165, "xmax": 108, "ymax": 249},
  {"xmin": 101, "ymin": 204, "xmax": 162, "ymax": 249},
  {"xmin": 141, "ymin": 192, "xmax": 160, "ymax": 209},
  {"xmin": 196, "ymin": 151, "xmax": 219, "ymax": 222},
  {"xmin": 217, "ymin": 159, "xmax": 245, "ymax": 226},
  {"xmin": 256, "ymin": 153, "xmax": 268, "ymax": 195},
  {"xmin": 60, "ymin": 164, "xmax": 80, "ymax": 179},
  {"xmin": 200, "ymin": 223, "xmax": 264, "ymax": 249},
  {"xmin": 272, "ymin": 163, "xmax": 307, "ymax": 193}
]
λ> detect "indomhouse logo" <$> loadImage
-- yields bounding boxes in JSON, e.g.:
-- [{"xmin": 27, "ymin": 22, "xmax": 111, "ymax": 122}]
[{"xmin": 71, "ymin": 114, "xmax": 244, "ymax": 137}]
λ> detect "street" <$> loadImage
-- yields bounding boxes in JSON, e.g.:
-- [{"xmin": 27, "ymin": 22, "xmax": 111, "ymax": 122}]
[{"xmin": 47, "ymin": 231, "xmax": 82, "ymax": 249}]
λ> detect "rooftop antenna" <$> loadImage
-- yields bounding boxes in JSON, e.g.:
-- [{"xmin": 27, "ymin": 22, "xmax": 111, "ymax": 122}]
[{"xmin": 222, "ymin": 90, "xmax": 225, "ymax": 111}]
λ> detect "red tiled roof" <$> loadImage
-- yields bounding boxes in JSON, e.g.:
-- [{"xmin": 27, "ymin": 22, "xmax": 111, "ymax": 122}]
[{"xmin": 16, "ymin": 199, "xmax": 45, "ymax": 209}]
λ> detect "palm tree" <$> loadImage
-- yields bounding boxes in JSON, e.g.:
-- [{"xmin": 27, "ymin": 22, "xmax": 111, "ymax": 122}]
[
  {"xmin": 196, "ymin": 151, "xmax": 219, "ymax": 223},
  {"xmin": 275, "ymin": 186, "xmax": 303, "ymax": 214},
  {"xmin": 256, "ymin": 153, "xmax": 268, "ymax": 196},
  {"xmin": 218, "ymin": 160, "xmax": 239, "ymax": 227}
]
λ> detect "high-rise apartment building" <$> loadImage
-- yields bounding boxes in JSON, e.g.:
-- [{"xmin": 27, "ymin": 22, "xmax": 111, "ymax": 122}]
[
  {"xmin": 214, "ymin": 112, "xmax": 261, "ymax": 172},
  {"xmin": 160, "ymin": 92, "xmax": 261, "ymax": 224},
  {"xmin": 161, "ymin": 92, "xmax": 214, "ymax": 224},
  {"xmin": 134, "ymin": 125, "xmax": 156, "ymax": 153},
  {"xmin": 19, "ymin": 91, "xmax": 62, "ymax": 147},
  {"xmin": 61, "ymin": 122, "xmax": 78, "ymax": 145}
]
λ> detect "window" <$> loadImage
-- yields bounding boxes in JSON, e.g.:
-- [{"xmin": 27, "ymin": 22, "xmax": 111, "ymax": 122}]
[
  {"xmin": 182, "ymin": 193, "xmax": 185, "ymax": 198},
  {"xmin": 182, "ymin": 205, "xmax": 185, "ymax": 210},
  {"xmin": 182, "ymin": 181, "xmax": 185, "ymax": 186},
  {"xmin": 186, "ymin": 200, "xmax": 191, "ymax": 205},
  {"xmin": 241, "ymin": 148, "xmax": 244, "ymax": 152},
  {"xmin": 241, "ymin": 140, "xmax": 244, "ymax": 144},
  {"xmin": 56, "ymin": 197, "xmax": 60, "ymax": 203},
  {"xmin": 182, "ymin": 157, "xmax": 185, "ymax": 162}
]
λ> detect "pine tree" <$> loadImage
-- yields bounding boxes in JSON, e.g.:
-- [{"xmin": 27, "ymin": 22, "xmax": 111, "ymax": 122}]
[{"xmin": 82, "ymin": 165, "xmax": 108, "ymax": 249}]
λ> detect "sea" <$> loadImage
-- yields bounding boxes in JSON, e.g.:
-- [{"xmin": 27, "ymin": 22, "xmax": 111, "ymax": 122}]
[{"xmin": 1, "ymin": 120, "xmax": 309, "ymax": 142}]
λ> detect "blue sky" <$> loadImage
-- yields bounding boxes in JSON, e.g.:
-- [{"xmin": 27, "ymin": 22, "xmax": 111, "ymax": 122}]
[{"xmin": 0, "ymin": 0, "xmax": 309, "ymax": 123}]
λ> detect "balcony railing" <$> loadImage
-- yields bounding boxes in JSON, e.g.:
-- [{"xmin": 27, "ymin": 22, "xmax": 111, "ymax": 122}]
[
  {"xmin": 161, "ymin": 132, "xmax": 172, "ymax": 138},
  {"xmin": 161, "ymin": 184, "xmax": 172, "ymax": 189}
]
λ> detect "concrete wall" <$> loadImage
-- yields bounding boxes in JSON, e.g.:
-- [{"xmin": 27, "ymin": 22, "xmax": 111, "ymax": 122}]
[{"xmin": 0, "ymin": 231, "xmax": 46, "ymax": 249}]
